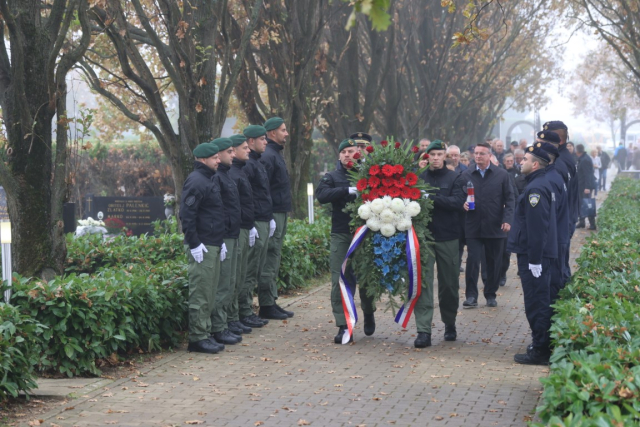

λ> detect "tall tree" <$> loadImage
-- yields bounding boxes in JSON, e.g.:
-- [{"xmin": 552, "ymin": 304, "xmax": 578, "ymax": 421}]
[
  {"xmin": 79, "ymin": 0, "xmax": 262, "ymax": 201},
  {"xmin": 0, "ymin": 0, "xmax": 91, "ymax": 278}
]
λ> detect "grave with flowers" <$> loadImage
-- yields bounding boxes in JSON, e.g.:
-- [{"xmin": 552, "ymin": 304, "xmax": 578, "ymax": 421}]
[{"xmin": 340, "ymin": 138, "xmax": 434, "ymax": 343}]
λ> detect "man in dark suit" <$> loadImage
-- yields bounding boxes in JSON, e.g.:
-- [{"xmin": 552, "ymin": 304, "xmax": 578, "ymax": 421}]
[{"xmin": 576, "ymin": 144, "xmax": 596, "ymax": 230}]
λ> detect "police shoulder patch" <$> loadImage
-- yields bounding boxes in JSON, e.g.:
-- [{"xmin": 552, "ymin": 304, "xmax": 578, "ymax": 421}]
[
  {"xmin": 185, "ymin": 195, "xmax": 196, "ymax": 206},
  {"xmin": 529, "ymin": 193, "xmax": 540, "ymax": 207}
]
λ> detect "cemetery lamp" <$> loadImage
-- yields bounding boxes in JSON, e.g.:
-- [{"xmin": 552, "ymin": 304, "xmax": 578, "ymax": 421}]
[
  {"xmin": 1, "ymin": 220, "xmax": 11, "ymax": 303},
  {"xmin": 307, "ymin": 183, "xmax": 314, "ymax": 225}
]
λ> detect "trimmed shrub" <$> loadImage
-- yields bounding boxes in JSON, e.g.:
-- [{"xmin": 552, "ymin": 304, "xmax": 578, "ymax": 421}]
[
  {"xmin": 534, "ymin": 178, "xmax": 640, "ymax": 425},
  {"xmin": 0, "ymin": 303, "xmax": 45, "ymax": 400}
]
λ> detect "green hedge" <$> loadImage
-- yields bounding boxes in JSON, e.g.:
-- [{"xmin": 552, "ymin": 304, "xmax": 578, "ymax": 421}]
[
  {"xmin": 535, "ymin": 178, "xmax": 640, "ymax": 426},
  {"xmin": 1, "ymin": 216, "xmax": 330, "ymax": 385},
  {"xmin": 0, "ymin": 303, "xmax": 45, "ymax": 402}
]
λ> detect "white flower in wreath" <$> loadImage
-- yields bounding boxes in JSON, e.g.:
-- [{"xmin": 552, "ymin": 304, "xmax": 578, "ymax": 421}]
[
  {"xmin": 396, "ymin": 218, "xmax": 413, "ymax": 231},
  {"xmin": 370, "ymin": 198, "xmax": 385, "ymax": 214},
  {"xmin": 379, "ymin": 208, "xmax": 395, "ymax": 224},
  {"xmin": 366, "ymin": 217, "xmax": 382, "ymax": 232},
  {"xmin": 380, "ymin": 223, "xmax": 396, "ymax": 237},
  {"xmin": 390, "ymin": 198, "xmax": 405, "ymax": 213},
  {"xmin": 406, "ymin": 201, "xmax": 421, "ymax": 217},
  {"xmin": 358, "ymin": 203, "xmax": 373, "ymax": 220},
  {"xmin": 382, "ymin": 195, "xmax": 392, "ymax": 208}
]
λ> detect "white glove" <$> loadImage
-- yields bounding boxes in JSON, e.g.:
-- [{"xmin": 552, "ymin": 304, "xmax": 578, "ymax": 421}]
[
  {"xmin": 190, "ymin": 243, "xmax": 208, "ymax": 264},
  {"xmin": 529, "ymin": 263, "xmax": 542, "ymax": 278},
  {"xmin": 220, "ymin": 243, "xmax": 227, "ymax": 262},
  {"xmin": 348, "ymin": 187, "xmax": 358, "ymax": 195},
  {"xmin": 249, "ymin": 227, "xmax": 258, "ymax": 247},
  {"xmin": 422, "ymin": 192, "xmax": 429, "ymax": 199},
  {"xmin": 269, "ymin": 219, "xmax": 276, "ymax": 237}
]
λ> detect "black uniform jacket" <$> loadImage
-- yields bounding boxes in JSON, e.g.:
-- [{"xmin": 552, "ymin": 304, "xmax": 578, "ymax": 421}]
[
  {"xmin": 214, "ymin": 163, "xmax": 241, "ymax": 239},
  {"xmin": 459, "ymin": 164, "xmax": 515, "ymax": 239},
  {"xmin": 244, "ymin": 150, "xmax": 273, "ymax": 222},
  {"xmin": 419, "ymin": 165, "xmax": 465, "ymax": 242},
  {"xmin": 229, "ymin": 158, "xmax": 255, "ymax": 230},
  {"xmin": 556, "ymin": 145, "xmax": 580, "ymax": 224},
  {"xmin": 316, "ymin": 162, "xmax": 357, "ymax": 234},
  {"xmin": 261, "ymin": 140, "xmax": 292, "ymax": 213},
  {"xmin": 507, "ymin": 169, "xmax": 558, "ymax": 263},
  {"xmin": 180, "ymin": 161, "xmax": 225, "ymax": 249},
  {"xmin": 577, "ymin": 153, "xmax": 595, "ymax": 195},
  {"xmin": 545, "ymin": 164, "xmax": 570, "ymax": 245}
]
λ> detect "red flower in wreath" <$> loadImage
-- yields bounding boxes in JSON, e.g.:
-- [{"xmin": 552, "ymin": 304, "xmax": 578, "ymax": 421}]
[
  {"xmin": 394, "ymin": 178, "xmax": 406, "ymax": 188},
  {"xmin": 361, "ymin": 193, "xmax": 370, "ymax": 202},
  {"xmin": 389, "ymin": 187, "xmax": 401, "ymax": 197},
  {"xmin": 365, "ymin": 145, "xmax": 374, "ymax": 153},
  {"xmin": 370, "ymin": 188, "xmax": 380, "ymax": 198},
  {"xmin": 422, "ymin": 153, "xmax": 430, "ymax": 160},
  {"xmin": 411, "ymin": 146, "xmax": 419, "ymax": 153},
  {"xmin": 377, "ymin": 187, "xmax": 388, "ymax": 197},
  {"xmin": 380, "ymin": 140, "xmax": 388, "ymax": 147},
  {"xmin": 369, "ymin": 165, "xmax": 381, "ymax": 176},
  {"xmin": 382, "ymin": 178, "xmax": 395, "ymax": 187},
  {"xmin": 406, "ymin": 172, "xmax": 418, "ymax": 186},
  {"xmin": 409, "ymin": 188, "xmax": 421, "ymax": 200},
  {"xmin": 401, "ymin": 188, "xmax": 412, "ymax": 199},
  {"xmin": 368, "ymin": 176, "xmax": 381, "ymax": 188},
  {"xmin": 382, "ymin": 164, "xmax": 395, "ymax": 177},
  {"xmin": 394, "ymin": 164, "xmax": 404, "ymax": 175},
  {"xmin": 346, "ymin": 161, "xmax": 354, "ymax": 169},
  {"xmin": 356, "ymin": 178, "xmax": 368, "ymax": 191},
  {"xmin": 394, "ymin": 142, "xmax": 401, "ymax": 149},
  {"xmin": 353, "ymin": 151, "xmax": 362, "ymax": 160}
]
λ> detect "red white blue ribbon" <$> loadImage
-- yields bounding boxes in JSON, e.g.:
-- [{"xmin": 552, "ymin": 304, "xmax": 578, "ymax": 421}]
[
  {"xmin": 394, "ymin": 226, "xmax": 422, "ymax": 328},
  {"xmin": 339, "ymin": 225, "xmax": 422, "ymax": 344},
  {"xmin": 339, "ymin": 225, "xmax": 369, "ymax": 344}
]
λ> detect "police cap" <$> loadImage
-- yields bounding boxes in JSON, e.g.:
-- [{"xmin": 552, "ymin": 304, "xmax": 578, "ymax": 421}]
[
  {"xmin": 349, "ymin": 132, "xmax": 372, "ymax": 146},
  {"xmin": 527, "ymin": 143, "xmax": 551, "ymax": 163}
]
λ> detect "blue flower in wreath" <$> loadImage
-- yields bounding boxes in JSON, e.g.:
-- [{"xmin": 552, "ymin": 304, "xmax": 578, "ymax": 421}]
[
  {"xmin": 382, "ymin": 264, "xmax": 390, "ymax": 276},
  {"xmin": 381, "ymin": 239, "xmax": 393, "ymax": 251}
]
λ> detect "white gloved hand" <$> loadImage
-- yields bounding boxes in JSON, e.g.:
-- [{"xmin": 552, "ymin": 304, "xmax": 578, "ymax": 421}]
[
  {"xmin": 348, "ymin": 187, "xmax": 358, "ymax": 195},
  {"xmin": 422, "ymin": 191, "xmax": 429, "ymax": 199},
  {"xmin": 190, "ymin": 243, "xmax": 208, "ymax": 264},
  {"xmin": 249, "ymin": 227, "xmax": 259, "ymax": 247},
  {"xmin": 269, "ymin": 219, "xmax": 276, "ymax": 237},
  {"xmin": 220, "ymin": 243, "xmax": 227, "ymax": 262},
  {"xmin": 529, "ymin": 263, "xmax": 542, "ymax": 278}
]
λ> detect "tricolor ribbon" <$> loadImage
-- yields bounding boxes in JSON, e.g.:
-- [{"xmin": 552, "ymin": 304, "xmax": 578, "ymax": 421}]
[
  {"xmin": 339, "ymin": 225, "xmax": 422, "ymax": 344},
  {"xmin": 394, "ymin": 226, "xmax": 422, "ymax": 327}
]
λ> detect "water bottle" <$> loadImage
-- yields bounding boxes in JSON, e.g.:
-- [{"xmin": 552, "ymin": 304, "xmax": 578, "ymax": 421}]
[{"xmin": 466, "ymin": 181, "xmax": 475, "ymax": 210}]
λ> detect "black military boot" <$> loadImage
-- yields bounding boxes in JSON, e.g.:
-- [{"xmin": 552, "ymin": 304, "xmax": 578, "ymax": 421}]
[
  {"xmin": 363, "ymin": 313, "xmax": 375, "ymax": 336},
  {"xmin": 514, "ymin": 346, "xmax": 550, "ymax": 365},
  {"xmin": 259, "ymin": 305, "xmax": 288, "ymax": 320},
  {"xmin": 274, "ymin": 303, "xmax": 294, "ymax": 318},
  {"xmin": 187, "ymin": 338, "xmax": 223, "ymax": 354},
  {"xmin": 576, "ymin": 219, "xmax": 585, "ymax": 228},
  {"xmin": 334, "ymin": 326, "xmax": 353, "ymax": 344},
  {"xmin": 241, "ymin": 314, "xmax": 267, "ymax": 328},
  {"xmin": 227, "ymin": 321, "xmax": 245, "ymax": 335},
  {"xmin": 444, "ymin": 324, "xmax": 457, "ymax": 341},
  {"xmin": 229, "ymin": 320, "xmax": 251, "ymax": 334},
  {"xmin": 414, "ymin": 332, "xmax": 432, "ymax": 348},
  {"xmin": 212, "ymin": 330, "xmax": 241, "ymax": 345}
]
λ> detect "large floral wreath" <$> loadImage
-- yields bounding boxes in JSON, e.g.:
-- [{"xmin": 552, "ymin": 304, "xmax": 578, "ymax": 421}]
[{"xmin": 342, "ymin": 138, "xmax": 434, "ymax": 333}]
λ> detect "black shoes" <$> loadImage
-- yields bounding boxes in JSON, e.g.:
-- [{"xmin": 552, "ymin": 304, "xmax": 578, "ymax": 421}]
[
  {"xmin": 334, "ymin": 326, "xmax": 353, "ymax": 344},
  {"xmin": 576, "ymin": 221, "xmax": 585, "ymax": 229},
  {"xmin": 229, "ymin": 320, "xmax": 252, "ymax": 334},
  {"xmin": 274, "ymin": 303, "xmax": 294, "ymax": 318},
  {"xmin": 240, "ymin": 314, "xmax": 266, "ymax": 328},
  {"xmin": 444, "ymin": 324, "xmax": 457, "ymax": 341},
  {"xmin": 486, "ymin": 298, "xmax": 497, "ymax": 307},
  {"xmin": 588, "ymin": 225, "xmax": 597, "ymax": 230},
  {"xmin": 514, "ymin": 346, "xmax": 550, "ymax": 365},
  {"xmin": 462, "ymin": 297, "xmax": 478, "ymax": 309},
  {"xmin": 414, "ymin": 332, "xmax": 432, "ymax": 348},
  {"xmin": 187, "ymin": 338, "xmax": 224, "ymax": 354},
  {"xmin": 499, "ymin": 277, "xmax": 506, "ymax": 287},
  {"xmin": 363, "ymin": 313, "xmax": 376, "ymax": 336},
  {"xmin": 212, "ymin": 329, "xmax": 242, "ymax": 345},
  {"xmin": 259, "ymin": 305, "xmax": 289, "ymax": 320}
]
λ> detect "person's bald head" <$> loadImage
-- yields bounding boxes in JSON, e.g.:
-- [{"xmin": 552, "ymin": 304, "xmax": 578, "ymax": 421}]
[{"xmin": 446, "ymin": 145, "xmax": 461, "ymax": 167}]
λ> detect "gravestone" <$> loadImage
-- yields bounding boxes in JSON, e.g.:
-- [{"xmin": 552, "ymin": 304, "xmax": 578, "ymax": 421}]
[
  {"xmin": 63, "ymin": 203, "xmax": 76, "ymax": 234},
  {"xmin": 85, "ymin": 196, "xmax": 165, "ymax": 236}
]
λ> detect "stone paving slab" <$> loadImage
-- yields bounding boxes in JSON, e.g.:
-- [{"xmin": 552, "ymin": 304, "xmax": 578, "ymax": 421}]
[{"xmin": 27, "ymin": 229, "xmax": 591, "ymax": 427}]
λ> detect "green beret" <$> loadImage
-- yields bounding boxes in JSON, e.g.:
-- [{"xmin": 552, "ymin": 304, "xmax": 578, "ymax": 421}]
[
  {"xmin": 230, "ymin": 134, "xmax": 247, "ymax": 147},
  {"xmin": 338, "ymin": 138, "xmax": 357, "ymax": 152},
  {"xmin": 211, "ymin": 137, "xmax": 232, "ymax": 151},
  {"xmin": 264, "ymin": 117, "xmax": 285, "ymax": 131},
  {"xmin": 243, "ymin": 125, "xmax": 267, "ymax": 138},
  {"xmin": 426, "ymin": 139, "xmax": 446, "ymax": 153},
  {"xmin": 193, "ymin": 142, "xmax": 219, "ymax": 158}
]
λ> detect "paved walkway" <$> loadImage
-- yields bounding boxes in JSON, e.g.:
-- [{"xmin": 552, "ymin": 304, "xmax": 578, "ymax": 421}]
[{"xmin": 26, "ymin": 230, "xmax": 592, "ymax": 427}]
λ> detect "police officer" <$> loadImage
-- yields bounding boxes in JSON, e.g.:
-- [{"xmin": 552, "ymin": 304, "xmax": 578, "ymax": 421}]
[
  {"xmin": 208, "ymin": 138, "xmax": 244, "ymax": 345},
  {"xmin": 350, "ymin": 132, "xmax": 372, "ymax": 153},
  {"xmin": 228, "ymin": 134, "xmax": 264, "ymax": 330},
  {"xmin": 414, "ymin": 140, "xmax": 466, "ymax": 348},
  {"xmin": 316, "ymin": 138, "xmax": 376, "ymax": 344},
  {"xmin": 259, "ymin": 117, "xmax": 294, "ymax": 319},
  {"xmin": 507, "ymin": 144, "xmax": 558, "ymax": 365},
  {"xmin": 181, "ymin": 143, "xmax": 226, "ymax": 354},
  {"xmin": 536, "ymin": 134, "xmax": 570, "ymax": 306},
  {"xmin": 242, "ymin": 125, "xmax": 283, "ymax": 321}
]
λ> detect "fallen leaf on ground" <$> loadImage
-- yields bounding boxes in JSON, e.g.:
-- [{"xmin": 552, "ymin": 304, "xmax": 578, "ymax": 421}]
[
  {"xmin": 435, "ymin": 416, "xmax": 443, "ymax": 420},
  {"xmin": 298, "ymin": 420, "xmax": 311, "ymax": 426},
  {"xmin": 184, "ymin": 421, "xmax": 204, "ymax": 425},
  {"xmin": 254, "ymin": 422, "xmax": 264, "ymax": 426}
]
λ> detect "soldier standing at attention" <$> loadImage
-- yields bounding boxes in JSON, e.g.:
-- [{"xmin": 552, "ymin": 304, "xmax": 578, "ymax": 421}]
[
  {"xmin": 507, "ymin": 144, "xmax": 558, "ymax": 365},
  {"xmin": 181, "ymin": 143, "xmax": 226, "ymax": 354},
  {"xmin": 228, "ymin": 134, "xmax": 265, "ymax": 330},
  {"xmin": 316, "ymin": 138, "xmax": 376, "ymax": 344},
  {"xmin": 259, "ymin": 117, "xmax": 294, "ymax": 319}
]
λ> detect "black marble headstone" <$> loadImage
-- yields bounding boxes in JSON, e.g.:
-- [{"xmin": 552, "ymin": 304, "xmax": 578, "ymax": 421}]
[
  {"xmin": 63, "ymin": 203, "xmax": 76, "ymax": 234},
  {"xmin": 86, "ymin": 196, "xmax": 164, "ymax": 236}
]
